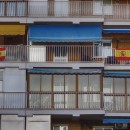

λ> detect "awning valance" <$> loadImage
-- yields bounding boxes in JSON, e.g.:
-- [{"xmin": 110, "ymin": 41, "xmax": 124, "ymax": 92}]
[
  {"xmin": 0, "ymin": 25, "xmax": 25, "ymax": 35},
  {"xmin": 28, "ymin": 69, "xmax": 102, "ymax": 74},
  {"xmin": 104, "ymin": 71, "xmax": 130, "ymax": 77},
  {"xmin": 103, "ymin": 29, "xmax": 130, "ymax": 34},
  {"xmin": 103, "ymin": 119, "xmax": 130, "ymax": 123},
  {"xmin": 29, "ymin": 25, "xmax": 102, "ymax": 42}
]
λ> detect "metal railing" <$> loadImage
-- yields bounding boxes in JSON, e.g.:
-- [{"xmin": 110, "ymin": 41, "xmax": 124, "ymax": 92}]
[
  {"xmin": 0, "ymin": 92, "xmax": 130, "ymax": 112},
  {"xmin": 0, "ymin": 1, "xmax": 130, "ymax": 21},
  {"xmin": 0, "ymin": 91, "xmax": 102, "ymax": 110},
  {"xmin": 104, "ymin": 4, "xmax": 130, "ymax": 20},
  {"xmin": 1, "ymin": 45, "xmax": 130, "ymax": 65},
  {"xmin": 0, "ymin": 1, "xmax": 103, "ymax": 17},
  {"xmin": 0, "ymin": 45, "xmax": 105, "ymax": 63}
]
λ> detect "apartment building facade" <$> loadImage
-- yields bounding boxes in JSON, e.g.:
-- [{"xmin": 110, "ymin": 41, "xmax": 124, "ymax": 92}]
[{"xmin": 0, "ymin": 0, "xmax": 130, "ymax": 130}]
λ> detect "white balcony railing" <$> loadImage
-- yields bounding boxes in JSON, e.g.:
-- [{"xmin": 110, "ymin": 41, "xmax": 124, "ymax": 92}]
[
  {"xmin": 0, "ymin": 1, "xmax": 130, "ymax": 21},
  {"xmin": 0, "ymin": 45, "xmax": 105, "ymax": 63}
]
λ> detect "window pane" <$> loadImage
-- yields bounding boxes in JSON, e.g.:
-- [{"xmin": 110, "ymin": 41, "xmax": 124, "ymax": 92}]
[
  {"xmin": 89, "ymin": 75, "xmax": 100, "ymax": 91},
  {"xmin": 65, "ymin": 75, "xmax": 76, "ymax": 91},
  {"xmin": 41, "ymin": 75, "xmax": 51, "ymax": 91},
  {"xmin": 30, "ymin": 75, "xmax": 40, "ymax": 91},
  {"xmin": 54, "ymin": 126, "xmax": 60, "ymax": 130},
  {"xmin": 78, "ymin": 75, "xmax": 88, "ymax": 91},
  {"xmin": 127, "ymin": 78, "xmax": 130, "ymax": 93},
  {"xmin": 54, "ymin": 75, "xmax": 64, "ymax": 91},
  {"xmin": 114, "ymin": 78, "xmax": 125, "ymax": 93},
  {"xmin": 103, "ymin": 0, "xmax": 111, "ymax": 4},
  {"xmin": 103, "ymin": 78, "xmax": 113, "ymax": 93}
]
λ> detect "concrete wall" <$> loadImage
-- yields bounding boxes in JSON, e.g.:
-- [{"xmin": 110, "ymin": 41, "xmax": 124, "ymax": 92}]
[
  {"xmin": 1, "ymin": 115, "xmax": 51, "ymax": 130},
  {"xmin": 26, "ymin": 115, "xmax": 51, "ymax": 130},
  {"xmin": 3, "ymin": 68, "xmax": 26, "ymax": 92},
  {"xmin": 1, "ymin": 115, "xmax": 25, "ymax": 130}
]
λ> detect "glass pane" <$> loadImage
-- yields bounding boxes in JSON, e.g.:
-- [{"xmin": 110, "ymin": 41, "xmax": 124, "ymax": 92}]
[
  {"xmin": 65, "ymin": 75, "xmax": 76, "ymax": 91},
  {"xmin": 78, "ymin": 75, "xmax": 88, "ymax": 91},
  {"xmin": 30, "ymin": 75, "xmax": 40, "ymax": 91},
  {"xmin": 127, "ymin": 78, "xmax": 130, "ymax": 93},
  {"xmin": 103, "ymin": 78, "xmax": 113, "ymax": 93},
  {"xmin": 103, "ymin": 0, "xmax": 111, "ymax": 4},
  {"xmin": 41, "ymin": 75, "xmax": 52, "ymax": 91},
  {"xmin": 89, "ymin": 75, "xmax": 100, "ymax": 91},
  {"xmin": 114, "ymin": 78, "xmax": 125, "ymax": 93},
  {"xmin": 54, "ymin": 75, "xmax": 64, "ymax": 91},
  {"xmin": 54, "ymin": 126, "xmax": 60, "ymax": 130}
]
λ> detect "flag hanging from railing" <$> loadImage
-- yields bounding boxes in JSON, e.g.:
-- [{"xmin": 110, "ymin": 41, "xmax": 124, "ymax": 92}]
[
  {"xmin": 115, "ymin": 48, "xmax": 130, "ymax": 60},
  {"xmin": 0, "ymin": 48, "xmax": 6, "ymax": 61}
]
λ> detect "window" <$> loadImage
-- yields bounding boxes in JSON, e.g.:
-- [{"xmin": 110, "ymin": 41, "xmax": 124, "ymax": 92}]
[
  {"xmin": 53, "ymin": 125, "xmax": 68, "ymax": 130},
  {"xmin": 54, "ymin": 46, "xmax": 68, "ymax": 62},
  {"xmin": 103, "ymin": 0, "xmax": 112, "ymax": 4},
  {"xmin": 94, "ymin": 42, "xmax": 112, "ymax": 58}
]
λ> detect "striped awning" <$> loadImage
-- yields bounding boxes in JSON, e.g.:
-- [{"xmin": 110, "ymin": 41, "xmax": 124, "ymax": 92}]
[
  {"xmin": 0, "ymin": 25, "xmax": 25, "ymax": 35},
  {"xmin": 28, "ymin": 69, "xmax": 102, "ymax": 74}
]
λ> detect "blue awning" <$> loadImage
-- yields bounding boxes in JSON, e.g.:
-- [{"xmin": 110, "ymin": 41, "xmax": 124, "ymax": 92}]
[
  {"xmin": 103, "ymin": 29, "xmax": 130, "ymax": 33},
  {"xmin": 29, "ymin": 25, "xmax": 102, "ymax": 42},
  {"xmin": 104, "ymin": 71, "xmax": 130, "ymax": 77},
  {"xmin": 103, "ymin": 119, "xmax": 130, "ymax": 123},
  {"xmin": 28, "ymin": 69, "xmax": 102, "ymax": 74}
]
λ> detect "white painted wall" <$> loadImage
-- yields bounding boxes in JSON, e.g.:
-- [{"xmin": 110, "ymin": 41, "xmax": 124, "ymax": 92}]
[
  {"xmin": 0, "ymin": 68, "xmax": 26, "ymax": 108},
  {"xmin": 1, "ymin": 115, "xmax": 25, "ymax": 130},
  {"xmin": 3, "ymin": 68, "xmax": 26, "ymax": 92},
  {"xmin": 26, "ymin": 115, "xmax": 51, "ymax": 130}
]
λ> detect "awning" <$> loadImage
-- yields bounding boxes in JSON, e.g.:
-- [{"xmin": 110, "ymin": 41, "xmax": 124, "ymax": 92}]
[
  {"xmin": 104, "ymin": 71, "xmax": 130, "ymax": 77},
  {"xmin": 29, "ymin": 25, "xmax": 102, "ymax": 42},
  {"xmin": 28, "ymin": 69, "xmax": 102, "ymax": 74},
  {"xmin": 0, "ymin": 25, "xmax": 25, "ymax": 35},
  {"xmin": 103, "ymin": 29, "xmax": 130, "ymax": 33},
  {"xmin": 103, "ymin": 119, "xmax": 130, "ymax": 123}
]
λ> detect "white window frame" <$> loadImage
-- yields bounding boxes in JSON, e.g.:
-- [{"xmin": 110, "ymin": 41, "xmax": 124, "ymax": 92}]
[
  {"xmin": 53, "ymin": 125, "xmax": 68, "ymax": 130},
  {"xmin": 93, "ymin": 42, "xmax": 112, "ymax": 58}
]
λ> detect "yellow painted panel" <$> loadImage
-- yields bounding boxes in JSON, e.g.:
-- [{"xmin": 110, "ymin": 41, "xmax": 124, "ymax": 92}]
[{"xmin": 0, "ymin": 25, "xmax": 25, "ymax": 35}]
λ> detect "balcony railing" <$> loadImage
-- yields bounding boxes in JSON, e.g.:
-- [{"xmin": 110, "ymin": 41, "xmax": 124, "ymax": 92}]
[
  {"xmin": 0, "ymin": 45, "xmax": 105, "ymax": 63},
  {"xmin": 0, "ymin": 1, "xmax": 129, "ymax": 21},
  {"xmin": 0, "ymin": 92, "xmax": 130, "ymax": 112},
  {"xmin": 0, "ymin": 45, "xmax": 130, "ymax": 65}
]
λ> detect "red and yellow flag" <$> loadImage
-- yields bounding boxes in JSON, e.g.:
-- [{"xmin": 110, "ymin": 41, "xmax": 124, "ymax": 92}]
[
  {"xmin": 0, "ymin": 48, "xmax": 6, "ymax": 60},
  {"xmin": 115, "ymin": 48, "xmax": 130, "ymax": 60}
]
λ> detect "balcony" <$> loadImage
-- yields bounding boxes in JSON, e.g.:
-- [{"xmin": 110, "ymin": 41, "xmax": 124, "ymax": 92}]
[
  {"xmin": 0, "ymin": 45, "xmax": 104, "ymax": 69},
  {"xmin": 0, "ymin": 92, "xmax": 130, "ymax": 113},
  {"xmin": 0, "ymin": 1, "xmax": 129, "ymax": 23},
  {"xmin": 0, "ymin": 45, "xmax": 130, "ymax": 68}
]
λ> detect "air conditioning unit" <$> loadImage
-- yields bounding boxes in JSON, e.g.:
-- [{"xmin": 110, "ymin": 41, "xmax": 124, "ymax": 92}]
[{"xmin": 115, "ymin": 123, "xmax": 127, "ymax": 129}]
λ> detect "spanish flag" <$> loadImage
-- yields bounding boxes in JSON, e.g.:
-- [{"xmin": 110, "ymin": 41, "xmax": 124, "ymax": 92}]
[
  {"xmin": 0, "ymin": 48, "xmax": 6, "ymax": 61},
  {"xmin": 115, "ymin": 48, "xmax": 130, "ymax": 60}
]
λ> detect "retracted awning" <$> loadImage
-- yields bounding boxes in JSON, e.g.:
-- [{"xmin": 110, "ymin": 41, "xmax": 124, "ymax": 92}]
[
  {"xmin": 29, "ymin": 25, "xmax": 102, "ymax": 42},
  {"xmin": 103, "ymin": 29, "xmax": 130, "ymax": 33},
  {"xmin": 28, "ymin": 69, "xmax": 102, "ymax": 74},
  {"xmin": 104, "ymin": 71, "xmax": 130, "ymax": 77},
  {"xmin": 0, "ymin": 25, "xmax": 25, "ymax": 35},
  {"xmin": 103, "ymin": 119, "xmax": 130, "ymax": 123}
]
